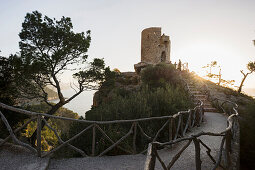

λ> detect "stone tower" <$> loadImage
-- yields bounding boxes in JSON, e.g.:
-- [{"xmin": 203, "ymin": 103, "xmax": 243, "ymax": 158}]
[{"xmin": 134, "ymin": 27, "xmax": 171, "ymax": 73}]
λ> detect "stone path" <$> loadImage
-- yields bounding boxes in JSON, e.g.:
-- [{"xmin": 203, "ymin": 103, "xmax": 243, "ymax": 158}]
[
  {"xmin": 48, "ymin": 112, "xmax": 227, "ymax": 170},
  {"xmin": 188, "ymin": 82, "xmax": 217, "ymax": 112},
  {"xmin": 0, "ymin": 140, "xmax": 49, "ymax": 170}
]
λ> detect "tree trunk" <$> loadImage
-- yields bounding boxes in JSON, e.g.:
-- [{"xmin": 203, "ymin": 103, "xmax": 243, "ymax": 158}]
[
  {"xmin": 30, "ymin": 102, "xmax": 64, "ymax": 147},
  {"xmin": 238, "ymin": 73, "xmax": 248, "ymax": 93},
  {"xmin": 218, "ymin": 68, "xmax": 222, "ymax": 85}
]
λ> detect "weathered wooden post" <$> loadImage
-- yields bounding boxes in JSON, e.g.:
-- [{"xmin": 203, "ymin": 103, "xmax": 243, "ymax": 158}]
[
  {"xmin": 133, "ymin": 122, "xmax": 137, "ymax": 154},
  {"xmin": 183, "ymin": 110, "xmax": 191, "ymax": 136},
  {"xmin": 225, "ymin": 130, "xmax": 232, "ymax": 168},
  {"xmin": 180, "ymin": 114, "xmax": 184, "ymax": 137},
  {"xmin": 171, "ymin": 117, "xmax": 176, "ymax": 140},
  {"xmin": 195, "ymin": 108, "xmax": 200, "ymax": 126},
  {"xmin": 191, "ymin": 109, "xmax": 196, "ymax": 127},
  {"xmin": 144, "ymin": 143, "xmax": 156, "ymax": 170},
  {"xmin": 193, "ymin": 137, "xmax": 201, "ymax": 170},
  {"xmin": 37, "ymin": 114, "xmax": 42, "ymax": 157},
  {"xmin": 169, "ymin": 117, "xmax": 173, "ymax": 141},
  {"xmin": 92, "ymin": 124, "xmax": 96, "ymax": 156},
  {"xmin": 199, "ymin": 107, "xmax": 203, "ymax": 124}
]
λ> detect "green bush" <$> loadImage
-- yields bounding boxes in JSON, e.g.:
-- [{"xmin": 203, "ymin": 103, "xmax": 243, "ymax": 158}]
[
  {"xmin": 20, "ymin": 103, "xmax": 79, "ymax": 151},
  {"xmin": 86, "ymin": 85, "xmax": 192, "ymax": 121},
  {"xmin": 62, "ymin": 86, "xmax": 193, "ymax": 156},
  {"xmin": 59, "ymin": 63, "xmax": 194, "ymax": 157},
  {"xmin": 141, "ymin": 63, "xmax": 180, "ymax": 88}
]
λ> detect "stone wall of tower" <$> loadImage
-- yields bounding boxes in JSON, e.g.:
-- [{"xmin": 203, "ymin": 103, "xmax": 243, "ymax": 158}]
[{"xmin": 141, "ymin": 27, "xmax": 170, "ymax": 64}]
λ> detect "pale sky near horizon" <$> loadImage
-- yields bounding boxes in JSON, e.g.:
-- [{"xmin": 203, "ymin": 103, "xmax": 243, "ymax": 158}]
[{"xmin": 0, "ymin": 0, "xmax": 255, "ymax": 90}]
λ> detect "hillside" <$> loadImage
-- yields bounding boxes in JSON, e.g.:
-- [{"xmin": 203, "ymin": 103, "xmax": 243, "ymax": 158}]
[{"xmin": 87, "ymin": 64, "xmax": 194, "ymax": 121}]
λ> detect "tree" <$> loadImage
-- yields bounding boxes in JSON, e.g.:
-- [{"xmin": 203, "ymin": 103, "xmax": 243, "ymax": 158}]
[
  {"xmin": 0, "ymin": 55, "xmax": 30, "ymax": 138},
  {"xmin": 203, "ymin": 61, "xmax": 217, "ymax": 75},
  {"xmin": 238, "ymin": 61, "xmax": 255, "ymax": 93},
  {"xmin": 9, "ymin": 11, "xmax": 110, "ymax": 145},
  {"xmin": 202, "ymin": 61, "xmax": 235, "ymax": 87},
  {"xmin": 0, "ymin": 56, "xmax": 17, "ymax": 105},
  {"xmin": 203, "ymin": 61, "xmax": 222, "ymax": 85}
]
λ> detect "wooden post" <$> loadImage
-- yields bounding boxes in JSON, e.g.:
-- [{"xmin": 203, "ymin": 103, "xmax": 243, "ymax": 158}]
[
  {"xmin": 37, "ymin": 114, "xmax": 42, "ymax": 157},
  {"xmin": 199, "ymin": 107, "xmax": 204, "ymax": 124},
  {"xmin": 180, "ymin": 115, "xmax": 184, "ymax": 136},
  {"xmin": 174, "ymin": 116, "xmax": 181, "ymax": 140},
  {"xmin": 169, "ymin": 118, "xmax": 173, "ymax": 141},
  {"xmin": 92, "ymin": 124, "xmax": 96, "ymax": 156},
  {"xmin": 193, "ymin": 138, "xmax": 201, "ymax": 170},
  {"xmin": 183, "ymin": 110, "xmax": 191, "ymax": 136},
  {"xmin": 132, "ymin": 122, "xmax": 137, "ymax": 154},
  {"xmin": 144, "ymin": 143, "xmax": 156, "ymax": 170},
  {"xmin": 191, "ymin": 109, "xmax": 196, "ymax": 127},
  {"xmin": 171, "ymin": 118, "xmax": 176, "ymax": 140},
  {"xmin": 195, "ymin": 109, "xmax": 199, "ymax": 126},
  {"xmin": 189, "ymin": 110, "xmax": 192, "ymax": 128},
  {"xmin": 225, "ymin": 130, "xmax": 232, "ymax": 168}
]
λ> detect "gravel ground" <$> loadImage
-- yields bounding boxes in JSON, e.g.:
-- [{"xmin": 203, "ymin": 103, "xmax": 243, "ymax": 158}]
[
  {"xmin": 0, "ymin": 140, "xmax": 49, "ymax": 170},
  {"xmin": 48, "ymin": 112, "xmax": 227, "ymax": 170}
]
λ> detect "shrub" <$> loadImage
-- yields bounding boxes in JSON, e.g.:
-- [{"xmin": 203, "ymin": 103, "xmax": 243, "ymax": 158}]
[
  {"xmin": 59, "ymin": 63, "xmax": 193, "ymax": 157},
  {"xmin": 62, "ymin": 84, "xmax": 193, "ymax": 157},
  {"xmin": 21, "ymin": 103, "xmax": 79, "ymax": 151},
  {"xmin": 141, "ymin": 63, "xmax": 180, "ymax": 88}
]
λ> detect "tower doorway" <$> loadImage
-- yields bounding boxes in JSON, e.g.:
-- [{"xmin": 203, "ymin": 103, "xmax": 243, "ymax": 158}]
[{"xmin": 161, "ymin": 51, "xmax": 166, "ymax": 62}]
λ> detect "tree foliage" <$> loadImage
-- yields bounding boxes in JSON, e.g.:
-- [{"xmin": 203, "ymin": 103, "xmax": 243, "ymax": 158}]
[
  {"xmin": 0, "ymin": 56, "xmax": 17, "ymax": 105},
  {"xmin": 0, "ymin": 56, "xmax": 29, "ymax": 138},
  {"xmin": 9, "ymin": 10, "xmax": 109, "ymax": 112},
  {"xmin": 22, "ymin": 103, "xmax": 79, "ymax": 151},
  {"xmin": 7, "ymin": 11, "xmax": 110, "ymax": 144}
]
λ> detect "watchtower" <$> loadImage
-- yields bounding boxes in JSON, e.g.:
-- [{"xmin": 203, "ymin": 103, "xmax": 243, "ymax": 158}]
[{"xmin": 134, "ymin": 27, "xmax": 171, "ymax": 73}]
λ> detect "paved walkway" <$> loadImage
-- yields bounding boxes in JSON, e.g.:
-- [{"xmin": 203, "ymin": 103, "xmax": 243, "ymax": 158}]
[
  {"xmin": 0, "ymin": 140, "xmax": 49, "ymax": 170},
  {"xmin": 48, "ymin": 112, "xmax": 227, "ymax": 170}
]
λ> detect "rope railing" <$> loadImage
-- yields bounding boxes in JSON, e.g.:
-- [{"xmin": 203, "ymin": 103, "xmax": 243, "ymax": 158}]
[
  {"xmin": 144, "ymin": 75, "xmax": 240, "ymax": 170},
  {"xmin": 0, "ymin": 99, "xmax": 204, "ymax": 158}
]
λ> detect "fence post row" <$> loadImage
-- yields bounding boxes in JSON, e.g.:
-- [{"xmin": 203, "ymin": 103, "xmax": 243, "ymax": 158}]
[
  {"xmin": 133, "ymin": 122, "xmax": 137, "ymax": 154},
  {"xmin": 92, "ymin": 124, "xmax": 96, "ymax": 156},
  {"xmin": 37, "ymin": 114, "xmax": 42, "ymax": 157}
]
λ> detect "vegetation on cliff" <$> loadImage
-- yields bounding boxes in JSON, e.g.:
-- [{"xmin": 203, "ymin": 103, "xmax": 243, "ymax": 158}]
[{"xmin": 60, "ymin": 64, "xmax": 194, "ymax": 157}]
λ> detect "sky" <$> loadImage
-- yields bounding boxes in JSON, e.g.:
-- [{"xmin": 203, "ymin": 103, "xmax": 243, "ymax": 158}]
[{"xmin": 0, "ymin": 0, "xmax": 255, "ymax": 91}]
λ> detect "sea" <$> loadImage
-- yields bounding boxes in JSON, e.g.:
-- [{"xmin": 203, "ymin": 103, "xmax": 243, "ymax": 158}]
[
  {"xmin": 243, "ymin": 88, "xmax": 255, "ymax": 99},
  {"xmin": 50, "ymin": 88, "xmax": 95, "ymax": 117}
]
